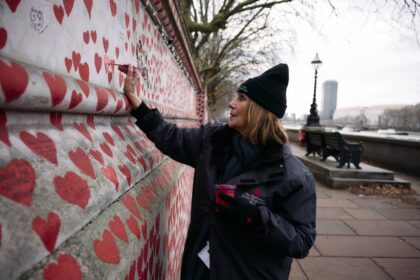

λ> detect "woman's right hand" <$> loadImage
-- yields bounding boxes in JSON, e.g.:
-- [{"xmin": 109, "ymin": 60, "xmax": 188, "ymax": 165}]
[{"xmin": 123, "ymin": 64, "xmax": 142, "ymax": 109}]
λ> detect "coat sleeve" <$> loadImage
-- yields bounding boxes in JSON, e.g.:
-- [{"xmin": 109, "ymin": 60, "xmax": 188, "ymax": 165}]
[
  {"xmin": 131, "ymin": 103, "xmax": 210, "ymax": 167},
  {"xmin": 255, "ymin": 171, "xmax": 317, "ymax": 259}
]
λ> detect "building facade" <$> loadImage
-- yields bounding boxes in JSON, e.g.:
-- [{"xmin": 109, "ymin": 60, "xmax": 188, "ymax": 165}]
[{"xmin": 320, "ymin": 80, "xmax": 338, "ymax": 120}]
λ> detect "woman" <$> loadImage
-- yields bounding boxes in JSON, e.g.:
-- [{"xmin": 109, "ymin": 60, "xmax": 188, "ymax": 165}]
[{"xmin": 123, "ymin": 64, "xmax": 316, "ymax": 280}]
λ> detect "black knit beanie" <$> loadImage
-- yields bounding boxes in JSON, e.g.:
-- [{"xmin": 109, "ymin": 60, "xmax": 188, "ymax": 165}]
[{"xmin": 238, "ymin": 64, "xmax": 289, "ymax": 118}]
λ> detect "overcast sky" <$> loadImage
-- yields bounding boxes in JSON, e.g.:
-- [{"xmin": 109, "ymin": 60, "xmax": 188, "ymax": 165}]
[{"xmin": 280, "ymin": 0, "xmax": 420, "ymax": 117}]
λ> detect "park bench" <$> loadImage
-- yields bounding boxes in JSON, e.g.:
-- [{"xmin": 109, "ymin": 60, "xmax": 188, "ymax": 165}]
[{"xmin": 305, "ymin": 130, "xmax": 364, "ymax": 169}]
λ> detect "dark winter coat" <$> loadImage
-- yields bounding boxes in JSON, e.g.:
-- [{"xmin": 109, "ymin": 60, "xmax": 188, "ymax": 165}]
[{"xmin": 131, "ymin": 103, "xmax": 317, "ymax": 280}]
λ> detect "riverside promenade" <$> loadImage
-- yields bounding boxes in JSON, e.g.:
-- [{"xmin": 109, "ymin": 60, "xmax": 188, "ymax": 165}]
[{"xmin": 289, "ymin": 144, "xmax": 420, "ymax": 280}]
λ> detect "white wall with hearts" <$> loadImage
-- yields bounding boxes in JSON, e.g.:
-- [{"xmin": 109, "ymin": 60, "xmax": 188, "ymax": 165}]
[{"xmin": 0, "ymin": 0, "xmax": 202, "ymax": 279}]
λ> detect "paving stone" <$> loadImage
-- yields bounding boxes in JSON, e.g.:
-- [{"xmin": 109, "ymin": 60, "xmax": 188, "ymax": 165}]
[
  {"xmin": 316, "ymin": 220, "xmax": 357, "ymax": 235},
  {"xmin": 290, "ymin": 260, "xmax": 307, "ymax": 280},
  {"xmin": 322, "ymin": 189, "xmax": 359, "ymax": 199},
  {"xmin": 373, "ymin": 258, "xmax": 420, "ymax": 280},
  {"xmin": 408, "ymin": 221, "xmax": 420, "ymax": 229},
  {"xmin": 344, "ymin": 220, "xmax": 420, "ymax": 236},
  {"xmin": 344, "ymin": 208, "xmax": 387, "ymax": 220},
  {"xmin": 317, "ymin": 208, "xmax": 354, "ymax": 220},
  {"xmin": 379, "ymin": 208, "xmax": 420, "ymax": 220},
  {"xmin": 308, "ymin": 246, "xmax": 321, "ymax": 257},
  {"xmin": 316, "ymin": 191, "xmax": 331, "ymax": 199},
  {"xmin": 317, "ymin": 198, "xmax": 359, "ymax": 208},
  {"xmin": 315, "ymin": 236, "xmax": 420, "ymax": 257},
  {"xmin": 349, "ymin": 198, "xmax": 398, "ymax": 209},
  {"xmin": 401, "ymin": 237, "xmax": 420, "ymax": 250},
  {"xmin": 298, "ymin": 257, "xmax": 391, "ymax": 280}
]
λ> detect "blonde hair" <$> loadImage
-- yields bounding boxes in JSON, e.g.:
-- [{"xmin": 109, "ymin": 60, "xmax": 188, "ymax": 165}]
[{"xmin": 242, "ymin": 99, "xmax": 289, "ymax": 145}]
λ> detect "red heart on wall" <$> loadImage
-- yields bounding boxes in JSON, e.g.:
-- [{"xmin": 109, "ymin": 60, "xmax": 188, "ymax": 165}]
[
  {"xmin": 89, "ymin": 149, "xmax": 104, "ymax": 165},
  {"xmin": 128, "ymin": 261, "xmax": 136, "ymax": 280},
  {"xmin": 122, "ymin": 194, "xmax": 142, "ymax": 220},
  {"xmin": 94, "ymin": 229, "xmax": 120, "ymax": 264},
  {"xmin": 138, "ymin": 157, "xmax": 147, "ymax": 171},
  {"xmin": 125, "ymin": 13, "xmax": 130, "ymax": 28},
  {"xmin": 132, "ymin": 18, "xmax": 137, "ymax": 32},
  {"xmin": 126, "ymin": 215, "xmax": 140, "ymax": 240},
  {"xmin": 106, "ymin": 88, "xmax": 116, "ymax": 100},
  {"xmin": 69, "ymin": 148, "xmax": 96, "ymax": 179},
  {"xmin": 102, "ymin": 132, "xmax": 115, "ymax": 146},
  {"xmin": 115, "ymin": 47, "xmax": 119, "ymax": 59},
  {"xmin": 43, "ymin": 72, "xmax": 67, "ymax": 107},
  {"xmin": 63, "ymin": 0, "xmax": 74, "ymax": 16},
  {"xmin": 82, "ymin": 31, "xmax": 89, "ymax": 44},
  {"xmin": 43, "ymin": 254, "xmax": 82, "ymax": 280},
  {"xmin": 5, "ymin": 0, "xmax": 21, "ymax": 13},
  {"xmin": 32, "ymin": 212, "xmax": 61, "ymax": 252},
  {"xmin": 110, "ymin": 0, "xmax": 117, "ymax": 16},
  {"xmin": 0, "ymin": 28, "xmax": 7, "ymax": 49},
  {"xmin": 53, "ymin": 5, "xmax": 64, "ymax": 24},
  {"xmin": 125, "ymin": 149, "xmax": 136, "ymax": 164},
  {"xmin": 95, "ymin": 87, "xmax": 108, "ymax": 111},
  {"xmin": 50, "ymin": 112, "xmax": 63, "ymax": 131},
  {"xmin": 101, "ymin": 165, "xmax": 119, "ymax": 190},
  {"xmin": 69, "ymin": 90, "xmax": 82, "ymax": 109},
  {"xmin": 0, "ymin": 159, "xmax": 35, "ymax": 207},
  {"xmin": 72, "ymin": 51, "xmax": 81, "ymax": 70},
  {"xmin": 0, "ymin": 111, "xmax": 11, "ymax": 146},
  {"xmin": 0, "ymin": 59, "xmax": 29, "ymax": 103},
  {"xmin": 83, "ymin": 0, "xmax": 93, "ymax": 18},
  {"xmin": 107, "ymin": 71, "xmax": 113, "ymax": 83},
  {"xmin": 119, "ymin": 164, "xmax": 131, "ymax": 185},
  {"xmin": 54, "ymin": 172, "xmax": 91, "ymax": 208},
  {"xmin": 73, "ymin": 123, "xmax": 92, "ymax": 141},
  {"xmin": 114, "ymin": 99, "xmax": 123, "ymax": 113},
  {"xmin": 90, "ymin": 30, "xmax": 97, "ymax": 43},
  {"xmin": 64, "ymin": 57, "xmax": 72, "ymax": 73},
  {"xmin": 86, "ymin": 115, "xmax": 95, "ymax": 129},
  {"xmin": 109, "ymin": 215, "xmax": 128, "ymax": 243},
  {"xmin": 136, "ymin": 195, "xmax": 151, "ymax": 212},
  {"xmin": 94, "ymin": 53, "xmax": 102, "ymax": 73},
  {"xmin": 102, "ymin": 37, "xmax": 109, "ymax": 53},
  {"xmin": 76, "ymin": 79, "xmax": 89, "ymax": 97},
  {"xmin": 141, "ymin": 222, "xmax": 147, "ymax": 239},
  {"xmin": 20, "ymin": 131, "xmax": 58, "ymax": 165},
  {"xmin": 78, "ymin": 62, "xmax": 90, "ymax": 82}
]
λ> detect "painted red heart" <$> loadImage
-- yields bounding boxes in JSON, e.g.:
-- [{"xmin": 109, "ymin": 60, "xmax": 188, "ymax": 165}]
[
  {"xmin": 0, "ymin": 159, "xmax": 35, "ymax": 207},
  {"xmin": 78, "ymin": 62, "xmax": 89, "ymax": 82},
  {"xmin": 32, "ymin": 212, "xmax": 61, "ymax": 252},
  {"xmin": 126, "ymin": 144, "xmax": 136, "ymax": 157},
  {"xmin": 138, "ymin": 157, "xmax": 147, "ymax": 171},
  {"xmin": 111, "ymin": 125, "xmax": 125, "ymax": 140},
  {"xmin": 53, "ymin": 5, "xmax": 64, "ymax": 24},
  {"xmin": 114, "ymin": 99, "xmax": 123, "ymax": 114},
  {"xmin": 119, "ymin": 164, "xmax": 131, "ymax": 185},
  {"xmin": 0, "ymin": 59, "xmax": 29, "ymax": 103},
  {"xmin": 73, "ymin": 123, "xmax": 92, "ymax": 141},
  {"xmin": 0, "ymin": 111, "xmax": 11, "ymax": 146},
  {"xmin": 133, "ymin": 141, "xmax": 144, "ymax": 153},
  {"xmin": 86, "ymin": 115, "xmax": 95, "ymax": 129},
  {"xmin": 124, "ymin": 42, "xmax": 128, "ymax": 51},
  {"xmin": 127, "ymin": 261, "xmax": 136, "ymax": 280},
  {"xmin": 148, "ymin": 156, "xmax": 154, "ymax": 169},
  {"xmin": 125, "ymin": 13, "xmax": 130, "ymax": 28},
  {"xmin": 94, "ymin": 229, "xmax": 120, "ymax": 264},
  {"xmin": 82, "ymin": 31, "xmax": 89, "ymax": 44},
  {"xmin": 135, "ymin": 0, "xmax": 139, "ymax": 13},
  {"xmin": 110, "ymin": 0, "xmax": 117, "ymax": 16},
  {"xmin": 89, "ymin": 149, "xmax": 104, "ymax": 165},
  {"xmin": 125, "ymin": 149, "xmax": 136, "ymax": 164},
  {"xmin": 64, "ymin": 57, "xmax": 72, "ymax": 73},
  {"xmin": 69, "ymin": 148, "xmax": 95, "ymax": 179},
  {"xmin": 94, "ymin": 53, "xmax": 102, "ymax": 73},
  {"xmin": 50, "ymin": 112, "xmax": 63, "ymax": 131},
  {"xmin": 95, "ymin": 87, "xmax": 108, "ymax": 112},
  {"xmin": 43, "ymin": 72, "xmax": 67, "ymax": 107},
  {"xmin": 83, "ymin": 0, "xmax": 93, "ymax": 18},
  {"xmin": 131, "ymin": 43, "xmax": 135, "ymax": 55},
  {"xmin": 5, "ymin": 0, "xmax": 21, "ymax": 13},
  {"xmin": 76, "ymin": 79, "xmax": 89, "ymax": 97},
  {"xmin": 101, "ymin": 166, "xmax": 119, "ymax": 190},
  {"xmin": 102, "ymin": 37, "xmax": 109, "ymax": 53},
  {"xmin": 100, "ymin": 143, "xmax": 113, "ymax": 159},
  {"xmin": 132, "ymin": 18, "xmax": 137, "ymax": 32},
  {"xmin": 20, "ymin": 131, "xmax": 58, "ymax": 165},
  {"xmin": 102, "ymin": 132, "xmax": 114, "ymax": 146},
  {"xmin": 63, "ymin": 0, "xmax": 74, "ymax": 16},
  {"xmin": 90, "ymin": 30, "xmax": 97, "ymax": 43},
  {"xmin": 109, "ymin": 215, "xmax": 128, "ymax": 243},
  {"xmin": 122, "ymin": 194, "xmax": 142, "ymax": 220},
  {"xmin": 0, "ymin": 28, "xmax": 7, "ymax": 49},
  {"xmin": 43, "ymin": 254, "xmax": 82, "ymax": 280},
  {"xmin": 107, "ymin": 71, "xmax": 113, "ymax": 83},
  {"xmin": 54, "ymin": 171, "xmax": 91, "ymax": 208},
  {"xmin": 69, "ymin": 90, "xmax": 82, "ymax": 109},
  {"xmin": 127, "ymin": 30, "xmax": 131, "ymax": 40},
  {"xmin": 70, "ymin": 51, "xmax": 80, "ymax": 71},
  {"xmin": 106, "ymin": 88, "xmax": 116, "ymax": 100},
  {"xmin": 115, "ymin": 47, "xmax": 119, "ymax": 59},
  {"xmin": 136, "ymin": 195, "xmax": 151, "ymax": 212},
  {"xmin": 126, "ymin": 215, "xmax": 140, "ymax": 240}
]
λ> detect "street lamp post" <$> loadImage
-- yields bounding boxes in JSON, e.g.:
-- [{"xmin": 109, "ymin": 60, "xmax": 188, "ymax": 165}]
[{"xmin": 306, "ymin": 53, "xmax": 323, "ymax": 127}]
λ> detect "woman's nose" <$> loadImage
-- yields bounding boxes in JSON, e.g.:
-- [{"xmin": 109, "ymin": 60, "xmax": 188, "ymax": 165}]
[{"xmin": 228, "ymin": 99, "xmax": 235, "ymax": 109}]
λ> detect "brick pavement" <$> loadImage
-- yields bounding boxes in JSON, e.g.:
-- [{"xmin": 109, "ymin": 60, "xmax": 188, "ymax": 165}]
[{"xmin": 290, "ymin": 145, "xmax": 420, "ymax": 280}]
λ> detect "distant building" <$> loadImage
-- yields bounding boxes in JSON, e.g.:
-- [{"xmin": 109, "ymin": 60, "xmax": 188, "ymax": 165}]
[{"xmin": 320, "ymin": 80, "xmax": 338, "ymax": 120}]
